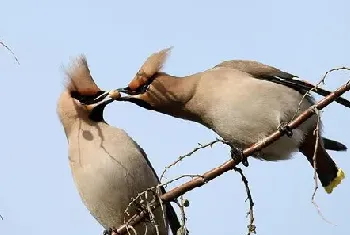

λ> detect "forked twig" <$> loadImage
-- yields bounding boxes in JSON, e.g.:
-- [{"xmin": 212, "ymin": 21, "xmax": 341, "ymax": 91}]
[{"xmin": 160, "ymin": 139, "xmax": 223, "ymax": 182}]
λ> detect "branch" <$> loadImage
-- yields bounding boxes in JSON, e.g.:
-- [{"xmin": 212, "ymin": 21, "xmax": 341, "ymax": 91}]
[
  {"xmin": 269, "ymin": 67, "xmax": 350, "ymax": 108},
  {"xmin": 0, "ymin": 41, "xmax": 20, "ymax": 65},
  {"xmin": 175, "ymin": 196, "xmax": 189, "ymax": 235},
  {"xmin": 311, "ymin": 110, "xmax": 334, "ymax": 225},
  {"xmin": 233, "ymin": 166, "xmax": 256, "ymax": 235},
  {"xmin": 112, "ymin": 79, "xmax": 350, "ymax": 235},
  {"xmin": 160, "ymin": 139, "xmax": 222, "ymax": 182}
]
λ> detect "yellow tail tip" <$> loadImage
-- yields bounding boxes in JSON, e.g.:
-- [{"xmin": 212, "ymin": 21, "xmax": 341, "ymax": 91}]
[{"xmin": 324, "ymin": 168, "xmax": 345, "ymax": 194}]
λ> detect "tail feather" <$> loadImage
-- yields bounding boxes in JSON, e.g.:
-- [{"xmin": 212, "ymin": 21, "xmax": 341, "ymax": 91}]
[
  {"xmin": 322, "ymin": 137, "xmax": 347, "ymax": 151},
  {"xmin": 300, "ymin": 132, "xmax": 345, "ymax": 194}
]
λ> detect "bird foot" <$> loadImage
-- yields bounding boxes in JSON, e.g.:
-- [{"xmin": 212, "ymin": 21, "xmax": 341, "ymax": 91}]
[
  {"xmin": 231, "ymin": 147, "xmax": 249, "ymax": 167},
  {"xmin": 103, "ymin": 228, "xmax": 115, "ymax": 235},
  {"xmin": 278, "ymin": 123, "xmax": 293, "ymax": 137}
]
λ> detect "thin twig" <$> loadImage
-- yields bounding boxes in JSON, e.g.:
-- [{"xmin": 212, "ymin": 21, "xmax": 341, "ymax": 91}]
[
  {"xmin": 0, "ymin": 41, "xmax": 20, "ymax": 65},
  {"xmin": 175, "ymin": 196, "xmax": 188, "ymax": 235},
  {"xmin": 160, "ymin": 139, "xmax": 223, "ymax": 182},
  {"xmin": 112, "ymin": 79, "xmax": 350, "ymax": 235},
  {"xmin": 272, "ymin": 68, "xmax": 350, "ymax": 108},
  {"xmin": 297, "ymin": 76, "xmax": 350, "ymax": 108},
  {"xmin": 144, "ymin": 191, "xmax": 160, "ymax": 235},
  {"xmin": 233, "ymin": 166, "xmax": 256, "ymax": 235},
  {"xmin": 321, "ymin": 67, "xmax": 350, "ymax": 83},
  {"xmin": 122, "ymin": 174, "xmax": 201, "ymax": 235},
  {"xmin": 155, "ymin": 186, "xmax": 167, "ymax": 233},
  {"xmin": 159, "ymin": 174, "xmax": 205, "ymax": 189},
  {"xmin": 294, "ymin": 67, "xmax": 350, "ymax": 120},
  {"xmin": 123, "ymin": 188, "xmax": 161, "ymax": 235},
  {"xmin": 311, "ymin": 110, "xmax": 334, "ymax": 225},
  {"xmin": 124, "ymin": 174, "xmax": 203, "ymax": 218}
]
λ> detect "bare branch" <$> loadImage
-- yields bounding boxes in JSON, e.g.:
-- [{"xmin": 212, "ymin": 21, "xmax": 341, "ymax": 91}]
[
  {"xmin": 0, "ymin": 41, "xmax": 20, "ymax": 65},
  {"xmin": 311, "ymin": 110, "xmax": 334, "ymax": 225},
  {"xmin": 175, "ymin": 196, "xmax": 188, "ymax": 235},
  {"xmin": 233, "ymin": 166, "xmax": 256, "ymax": 235},
  {"xmin": 160, "ymin": 139, "xmax": 223, "ymax": 182},
  {"xmin": 292, "ymin": 67, "xmax": 350, "ymax": 120},
  {"xmin": 271, "ymin": 67, "xmax": 350, "ymax": 108}
]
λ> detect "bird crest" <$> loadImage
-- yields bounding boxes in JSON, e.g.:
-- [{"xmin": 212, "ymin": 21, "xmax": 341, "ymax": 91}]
[
  {"xmin": 128, "ymin": 47, "xmax": 172, "ymax": 90},
  {"xmin": 65, "ymin": 55, "xmax": 101, "ymax": 95}
]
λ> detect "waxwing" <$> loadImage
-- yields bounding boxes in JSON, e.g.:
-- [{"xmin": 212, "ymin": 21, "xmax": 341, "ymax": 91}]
[
  {"xmin": 108, "ymin": 47, "xmax": 346, "ymax": 194},
  {"xmin": 56, "ymin": 55, "xmax": 181, "ymax": 235}
]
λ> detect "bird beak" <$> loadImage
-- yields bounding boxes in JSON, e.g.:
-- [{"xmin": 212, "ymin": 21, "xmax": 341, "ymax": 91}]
[
  {"xmin": 116, "ymin": 85, "xmax": 150, "ymax": 95},
  {"xmin": 115, "ymin": 87, "xmax": 131, "ymax": 94},
  {"xmin": 84, "ymin": 90, "xmax": 121, "ymax": 111},
  {"xmin": 105, "ymin": 87, "xmax": 144, "ymax": 101},
  {"xmin": 81, "ymin": 87, "xmax": 143, "ymax": 111}
]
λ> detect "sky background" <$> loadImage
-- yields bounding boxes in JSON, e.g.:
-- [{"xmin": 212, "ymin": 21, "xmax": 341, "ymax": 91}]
[{"xmin": 1, "ymin": 0, "xmax": 349, "ymax": 234}]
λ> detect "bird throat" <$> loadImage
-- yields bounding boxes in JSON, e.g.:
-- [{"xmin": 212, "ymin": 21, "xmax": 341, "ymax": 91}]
[{"xmin": 89, "ymin": 104, "xmax": 107, "ymax": 122}]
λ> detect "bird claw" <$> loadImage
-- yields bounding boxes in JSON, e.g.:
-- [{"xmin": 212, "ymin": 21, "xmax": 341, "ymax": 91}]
[
  {"xmin": 230, "ymin": 147, "xmax": 249, "ymax": 167},
  {"xmin": 241, "ymin": 158, "xmax": 249, "ymax": 167},
  {"xmin": 279, "ymin": 124, "xmax": 293, "ymax": 137},
  {"xmin": 103, "ymin": 228, "xmax": 115, "ymax": 235}
]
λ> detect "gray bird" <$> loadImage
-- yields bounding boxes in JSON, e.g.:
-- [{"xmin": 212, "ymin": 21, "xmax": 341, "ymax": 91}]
[
  {"xmin": 56, "ymin": 55, "xmax": 181, "ymax": 235},
  {"xmin": 105, "ymin": 47, "xmax": 346, "ymax": 194}
]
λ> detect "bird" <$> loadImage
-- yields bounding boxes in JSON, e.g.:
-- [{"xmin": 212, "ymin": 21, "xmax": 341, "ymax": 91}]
[
  {"xmin": 56, "ymin": 55, "xmax": 182, "ymax": 235},
  {"xmin": 107, "ymin": 47, "xmax": 346, "ymax": 194}
]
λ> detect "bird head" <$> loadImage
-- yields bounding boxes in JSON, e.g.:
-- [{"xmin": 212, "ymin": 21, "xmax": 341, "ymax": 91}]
[{"xmin": 57, "ymin": 55, "xmax": 120, "ymax": 135}]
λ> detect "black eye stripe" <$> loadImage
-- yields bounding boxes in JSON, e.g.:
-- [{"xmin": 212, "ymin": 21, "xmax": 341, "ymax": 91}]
[
  {"xmin": 135, "ymin": 85, "xmax": 147, "ymax": 93},
  {"xmin": 70, "ymin": 91, "xmax": 105, "ymax": 104},
  {"xmin": 134, "ymin": 77, "xmax": 154, "ymax": 93}
]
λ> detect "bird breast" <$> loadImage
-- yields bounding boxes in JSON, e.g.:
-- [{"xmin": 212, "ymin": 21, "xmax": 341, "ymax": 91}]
[{"xmin": 67, "ymin": 122, "xmax": 167, "ymax": 233}]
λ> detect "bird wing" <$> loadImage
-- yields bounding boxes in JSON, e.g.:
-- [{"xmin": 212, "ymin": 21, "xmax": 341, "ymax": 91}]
[
  {"xmin": 213, "ymin": 60, "xmax": 350, "ymax": 108},
  {"xmin": 214, "ymin": 60, "xmax": 296, "ymax": 80}
]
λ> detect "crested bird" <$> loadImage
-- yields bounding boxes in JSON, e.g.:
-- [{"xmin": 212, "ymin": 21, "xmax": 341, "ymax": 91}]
[
  {"xmin": 56, "ymin": 55, "xmax": 182, "ymax": 235},
  {"xmin": 108, "ymin": 47, "xmax": 346, "ymax": 194}
]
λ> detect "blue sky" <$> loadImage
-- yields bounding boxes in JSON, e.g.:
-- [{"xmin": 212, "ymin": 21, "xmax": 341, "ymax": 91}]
[{"xmin": 1, "ymin": 0, "xmax": 349, "ymax": 234}]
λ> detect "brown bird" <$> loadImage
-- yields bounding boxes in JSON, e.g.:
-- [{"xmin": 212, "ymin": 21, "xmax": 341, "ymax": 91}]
[
  {"xmin": 56, "ymin": 55, "xmax": 182, "ymax": 235},
  {"xmin": 107, "ymin": 47, "xmax": 346, "ymax": 194}
]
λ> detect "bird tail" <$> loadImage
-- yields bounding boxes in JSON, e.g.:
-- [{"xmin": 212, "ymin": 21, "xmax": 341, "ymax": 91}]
[
  {"xmin": 322, "ymin": 137, "xmax": 347, "ymax": 151},
  {"xmin": 300, "ymin": 132, "xmax": 345, "ymax": 194}
]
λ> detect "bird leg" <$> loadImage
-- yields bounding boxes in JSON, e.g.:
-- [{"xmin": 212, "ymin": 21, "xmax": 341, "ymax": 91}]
[
  {"xmin": 278, "ymin": 122, "xmax": 293, "ymax": 137},
  {"xmin": 230, "ymin": 146, "xmax": 249, "ymax": 167}
]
